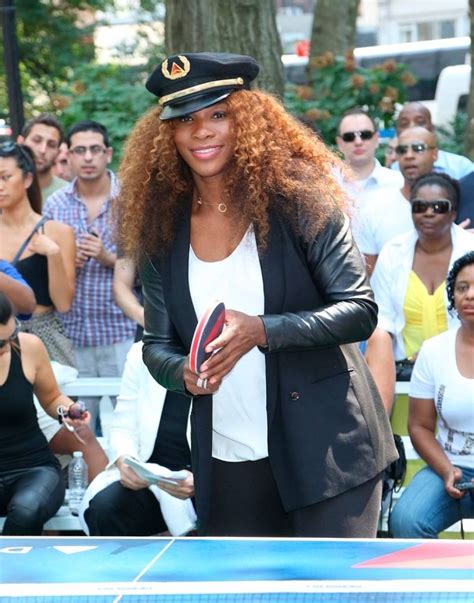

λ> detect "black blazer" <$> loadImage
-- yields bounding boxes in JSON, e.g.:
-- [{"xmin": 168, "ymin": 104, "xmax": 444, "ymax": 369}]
[{"xmin": 140, "ymin": 201, "xmax": 398, "ymax": 529}]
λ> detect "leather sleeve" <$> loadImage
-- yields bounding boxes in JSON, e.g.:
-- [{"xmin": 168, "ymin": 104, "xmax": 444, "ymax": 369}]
[
  {"xmin": 139, "ymin": 255, "xmax": 189, "ymax": 395},
  {"xmin": 260, "ymin": 212, "xmax": 378, "ymax": 353}
]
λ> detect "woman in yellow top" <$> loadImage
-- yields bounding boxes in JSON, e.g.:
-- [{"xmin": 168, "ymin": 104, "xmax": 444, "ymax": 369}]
[{"xmin": 371, "ymin": 172, "xmax": 473, "ymax": 378}]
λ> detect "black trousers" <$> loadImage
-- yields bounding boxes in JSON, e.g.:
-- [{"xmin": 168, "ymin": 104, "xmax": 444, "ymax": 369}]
[
  {"xmin": 202, "ymin": 457, "xmax": 382, "ymax": 538},
  {"xmin": 84, "ymin": 481, "xmax": 168, "ymax": 536},
  {"xmin": 0, "ymin": 465, "xmax": 65, "ymax": 535}
]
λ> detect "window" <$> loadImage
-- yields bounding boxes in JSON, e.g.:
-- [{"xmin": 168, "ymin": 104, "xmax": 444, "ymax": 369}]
[
  {"xmin": 401, "ymin": 20, "xmax": 456, "ymax": 43},
  {"xmin": 417, "ymin": 22, "xmax": 434, "ymax": 41},
  {"xmin": 399, "ymin": 24, "xmax": 414, "ymax": 43},
  {"xmin": 440, "ymin": 20, "xmax": 455, "ymax": 39}
]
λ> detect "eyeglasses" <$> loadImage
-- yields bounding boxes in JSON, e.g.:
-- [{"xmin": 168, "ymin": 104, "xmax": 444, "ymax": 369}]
[
  {"xmin": 69, "ymin": 145, "xmax": 107, "ymax": 156},
  {"xmin": 0, "ymin": 319, "xmax": 21, "ymax": 348},
  {"xmin": 395, "ymin": 143, "xmax": 435, "ymax": 155},
  {"xmin": 0, "ymin": 141, "xmax": 34, "ymax": 171},
  {"xmin": 411, "ymin": 199, "xmax": 452, "ymax": 214},
  {"xmin": 340, "ymin": 130, "xmax": 375, "ymax": 143}
]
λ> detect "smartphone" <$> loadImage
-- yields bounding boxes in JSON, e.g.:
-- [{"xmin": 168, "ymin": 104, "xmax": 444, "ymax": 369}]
[
  {"xmin": 81, "ymin": 230, "xmax": 99, "ymax": 262},
  {"xmin": 454, "ymin": 481, "xmax": 474, "ymax": 491}
]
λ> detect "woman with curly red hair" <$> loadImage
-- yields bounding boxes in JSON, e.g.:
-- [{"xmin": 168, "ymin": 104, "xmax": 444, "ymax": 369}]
[{"xmin": 115, "ymin": 52, "xmax": 397, "ymax": 537}]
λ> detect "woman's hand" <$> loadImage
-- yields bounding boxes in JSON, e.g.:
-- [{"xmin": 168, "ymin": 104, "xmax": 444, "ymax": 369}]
[
  {"xmin": 28, "ymin": 232, "xmax": 61, "ymax": 257},
  {"xmin": 116, "ymin": 456, "xmax": 150, "ymax": 491},
  {"xmin": 443, "ymin": 465, "xmax": 465, "ymax": 499},
  {"xmin": 62, "ymin": 411, "xmax": 93, "ymax": 446},
  {"xmin": 157, "ymin": 470, "xmax": 194, "ymax": 500},
  {"xmin": 183, "ymin": 356, "xmax": 222, "ymax": 395},
  {"xmin": 199, "ymin": 310, "xmax": 267, "ymax": 386}
]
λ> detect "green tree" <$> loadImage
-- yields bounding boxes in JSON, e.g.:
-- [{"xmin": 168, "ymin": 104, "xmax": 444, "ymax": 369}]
[
  {"xmin": 310, "ymin": 0, "xmax": 361, "ymax": 59},
  {"xmin": 0, "ymin": 0, "xmax": 113, "ymax": 116},
  {"xmin": 285, "ymin": 51, "xmax": 416, "ymax": 145},
  {"xmin": 56, "ymin": 62, "xmax": 158, "ymax": 169},
  {"xmin": 165, "ymin": 0, "xmax": 283, "ymax": 96}
]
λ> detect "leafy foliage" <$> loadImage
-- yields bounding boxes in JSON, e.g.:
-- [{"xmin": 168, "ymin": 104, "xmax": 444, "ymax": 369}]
[
  {"xmin": 284, "ymin": 50, "xmax": 416, "ymax": 145},
  {"xmin": 0, "ymin": 0, "xmax": 113, "ymax": 115},
  {"xmin": 1, "ymin": 1, "xmax": 166, "ymax": 164},
  {"xmin": 437, "ymin": 112, "xmax": 468, "ymax": 156},
  {"xmin": 56, "ymin": 62, "xmax": 160, "ymax": 169}
]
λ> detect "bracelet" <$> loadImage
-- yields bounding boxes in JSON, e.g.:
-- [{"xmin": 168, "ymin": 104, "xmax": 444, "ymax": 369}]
[
  {"xmin": 57, "ymin": 401, "xmax": 86, "ymax": 423},
  {"xmin": 56, "ymin": 404, "xmax": 72, "ymax": 424}
]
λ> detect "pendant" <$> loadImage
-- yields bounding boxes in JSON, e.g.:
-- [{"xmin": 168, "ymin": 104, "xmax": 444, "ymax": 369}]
[{"xmin": 196, "ymin": 196, "xmax": 227, "ymax": 213}]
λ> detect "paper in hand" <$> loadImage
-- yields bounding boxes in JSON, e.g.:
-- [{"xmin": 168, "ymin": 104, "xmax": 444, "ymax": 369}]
[{"xmin": 123, "ymin": 456, "xmax": 188, "ymax": 486}]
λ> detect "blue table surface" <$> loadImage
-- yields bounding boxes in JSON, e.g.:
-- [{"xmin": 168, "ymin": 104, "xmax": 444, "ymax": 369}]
[{"xmin": 1, "ymin": 537, "xmax": 473, "ymax": 585}]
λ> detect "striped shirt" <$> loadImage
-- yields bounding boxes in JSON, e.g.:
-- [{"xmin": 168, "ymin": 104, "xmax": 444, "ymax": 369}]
[{"xmin": 43, "ymin": 171, "xmax": 135, "ymax": 347}]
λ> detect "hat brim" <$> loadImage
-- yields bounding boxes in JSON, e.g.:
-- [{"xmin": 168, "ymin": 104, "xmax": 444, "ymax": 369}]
[{"xmin": 159, "ymin": 90, "xmax": 233, "ymax": 121}]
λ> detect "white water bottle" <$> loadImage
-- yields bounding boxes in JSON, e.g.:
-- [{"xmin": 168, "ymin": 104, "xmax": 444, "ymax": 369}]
[{"xmin": 68, "ymin": 451, "xmax": 88, "ymax": 516}]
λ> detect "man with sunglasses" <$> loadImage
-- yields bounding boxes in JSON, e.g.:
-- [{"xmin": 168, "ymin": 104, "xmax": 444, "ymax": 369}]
[
  {"xmin": 42, "ymin": 121, "xmax": 135, "ymax": 433},
  {"xmin": 336, "ymin": 108, "xmax": 402, "ymax": 193},
  {"xmin": 394, "ymin": 102, "xmax": 473, "ymax": 181},
  {"xmin": 356, "ymin": 127, "xmax": 440, "ymax": 273}
]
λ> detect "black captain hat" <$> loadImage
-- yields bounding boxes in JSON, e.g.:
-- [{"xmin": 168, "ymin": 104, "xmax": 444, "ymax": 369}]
[{"xmin": 146, "ymin": 52, "xmax": 259, "ymax": 120}]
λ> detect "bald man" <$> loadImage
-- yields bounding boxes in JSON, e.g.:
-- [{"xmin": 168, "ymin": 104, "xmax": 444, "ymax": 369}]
[
  {"xmin": 394, "ymin": 102, "xmax": 473, "ymax": 180},
  {"xmin": 355, "ymin": 126, "xmax": 438, "ymax": 273}
]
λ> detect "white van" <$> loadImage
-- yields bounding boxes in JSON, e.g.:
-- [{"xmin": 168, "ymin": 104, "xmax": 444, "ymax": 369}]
[{"xmin": 431, "ymin": 63, "xmax": 470, "ymax": 129}]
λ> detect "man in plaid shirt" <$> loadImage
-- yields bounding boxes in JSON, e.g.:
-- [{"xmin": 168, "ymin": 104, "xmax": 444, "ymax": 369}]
[{"xmin": 43, "ymin": 120, "xmax": 135, "ymax": 431}]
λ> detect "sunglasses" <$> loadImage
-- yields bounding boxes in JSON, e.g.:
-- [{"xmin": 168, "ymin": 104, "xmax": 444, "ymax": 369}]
[
  {"xmin": 395, "ymin": 142, "xmax": 435, "ymax": 155},
  {"xmin": 411, "ymin": 199, "xmax": 452, "ymax": 214},
  {"xmin": 0, "ymin": 141, "xmax": 35, "ymax": 171},
  {"xmin": 340, "ymin": 130, "xmax": 375, "ymax": 143},
  {"xmin": 0, "ymin": 319, "xmax": 21, "ymax": 349}
]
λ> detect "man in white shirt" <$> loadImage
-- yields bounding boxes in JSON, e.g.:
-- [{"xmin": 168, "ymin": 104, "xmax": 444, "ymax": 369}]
[
  {"xmin": 356, "ymin": 126, "xmax": 438, "ymax": 273},
  {"xmin": 336, "ymin": 107, "xmax": 402, "ymax": 198}
]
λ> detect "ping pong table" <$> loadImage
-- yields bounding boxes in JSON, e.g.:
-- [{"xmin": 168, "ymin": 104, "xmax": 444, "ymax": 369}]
[{"xmin": 0, "ymin": 536, "xmax": 472, "ymax": 602}]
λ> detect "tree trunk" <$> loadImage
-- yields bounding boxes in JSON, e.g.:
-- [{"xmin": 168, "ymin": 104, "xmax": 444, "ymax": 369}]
[
  {"xmin": 464, "ymin": 0, "xmax": 474, "ymax": 159},
  {"xmin": 310, "ymin": 0, "xmax": 360, "ymax": 57},
  {"xmin": 164, "ymin": 0, "xmax": 283, "ymax": 96},
  {"xmin": 164, "ymin": 0, "xmax": 211, "ymax": 54}
]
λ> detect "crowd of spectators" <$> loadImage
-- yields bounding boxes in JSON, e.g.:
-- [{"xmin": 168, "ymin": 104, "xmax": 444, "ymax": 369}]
[{"xmin": 0, "ymin": 95, "xmax": 472, "ymax": 537}]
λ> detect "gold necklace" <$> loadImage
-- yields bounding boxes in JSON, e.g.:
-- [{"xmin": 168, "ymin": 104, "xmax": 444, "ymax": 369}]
[{"xmin": 197, "ymin": 196, "xmax": 227, "ymax": 213}]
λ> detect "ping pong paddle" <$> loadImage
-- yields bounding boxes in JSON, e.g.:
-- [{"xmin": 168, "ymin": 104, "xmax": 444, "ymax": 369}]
[{"xmin": 189, "ymin": 300, "xmax": 226, "ymax": 374}]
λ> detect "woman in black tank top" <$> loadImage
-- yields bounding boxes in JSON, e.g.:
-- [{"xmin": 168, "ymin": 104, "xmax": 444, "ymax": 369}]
[
  {"xmin": 0, "ymin": 143, "xmax": 76, "ymax": 367},
  {"xmin": 0, "ymin": 293, "xmax": 90, "ymax": 535}
]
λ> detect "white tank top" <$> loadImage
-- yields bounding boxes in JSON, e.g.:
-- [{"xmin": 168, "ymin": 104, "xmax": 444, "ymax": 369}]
[{"xmin": 188, "ymin": 226, "xmax": 268, "ymax": 461}]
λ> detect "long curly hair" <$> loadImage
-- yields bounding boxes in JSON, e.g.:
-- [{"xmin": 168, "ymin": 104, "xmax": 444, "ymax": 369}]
[{"xmin": 115, "ymin": 89, "xmax": 348, "ymax": 259}]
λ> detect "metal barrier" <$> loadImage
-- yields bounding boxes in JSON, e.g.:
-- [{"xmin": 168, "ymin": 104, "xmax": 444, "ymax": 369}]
[{"xmin": 62, "ymin": 377, "xmax": 122, "ymax": 397}]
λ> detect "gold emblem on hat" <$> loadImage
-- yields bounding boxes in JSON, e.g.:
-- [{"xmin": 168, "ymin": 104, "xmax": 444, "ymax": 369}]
[{"xmin": 161, "ymin": 55, "xmax": 190, "ymax": 80}]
